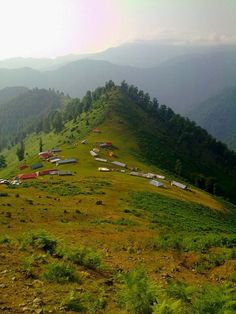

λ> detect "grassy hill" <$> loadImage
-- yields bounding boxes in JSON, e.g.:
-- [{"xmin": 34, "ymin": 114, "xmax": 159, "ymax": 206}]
[
  {"xmin": 1, "ymin": 85, "xmax": 236, "ymax": 313},
  {"xmin": 188, "ymin": 86, "xmax": 236, "ymax": 151}
]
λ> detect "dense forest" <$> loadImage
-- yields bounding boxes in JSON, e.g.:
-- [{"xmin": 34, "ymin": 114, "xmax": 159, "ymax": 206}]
[{"xmin": 0, "ymin": 88, "xmax": 69, "ymax": 151}]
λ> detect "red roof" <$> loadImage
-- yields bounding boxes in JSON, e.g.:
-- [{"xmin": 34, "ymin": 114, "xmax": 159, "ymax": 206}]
[
  {"xmin": 93, "ymin": 128, "xmax": 101, "ymax": 133},
  {"xmin": 17, "ymin": 173, "xmax": 37, "ymax": 180},
  {"xmin": 19, "ymin": 165, "xmax": 29, "ymax": 170},
  {"xmin": 39, "ymin": 152, "xmax": 52, "ymax": 159},
  {"xmin": 36, "ymin": 169, "xmax": 57, "ymax": 176}
]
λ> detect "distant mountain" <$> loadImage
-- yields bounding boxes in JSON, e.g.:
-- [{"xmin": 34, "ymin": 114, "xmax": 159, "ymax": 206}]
[
  {"xmin": 187, "ymin": 87, "xmax": 236, "ymax": 151},
  {"xmin": 0, "ymin": 50, "xmax": 236, "ymax": 113},
  {"xmin": 1, "ymin": 42, "xmax": 236, "ymax": 70},
  {"xmin": 0, "ymin": 86, "xmax": 28, "ymax": 106},
  {"xmin": 88, "ymin": 42, "xmax": 236, "ymax": 68},
  {"xmin": 0, "ymin": 55, "xmax": 84, "ymax": 71}
]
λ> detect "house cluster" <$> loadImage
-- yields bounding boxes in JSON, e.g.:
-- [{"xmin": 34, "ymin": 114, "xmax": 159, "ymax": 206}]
[
  {"xmin": 87, "ymin": 134, "xmax": 188, "ymax": 191},
  {"xmin": 12, "ymin": 148, "xmax": 77, "ymax": 183},
  {"xmin": 1, "ymin": 129, "xmax": 188, "ymax": 192}
]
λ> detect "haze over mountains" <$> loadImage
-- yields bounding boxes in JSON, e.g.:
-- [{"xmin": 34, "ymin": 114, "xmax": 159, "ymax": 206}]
[
  {"xmin": 0, "ymin": 43, "xmax": 236, "ymax": 112},
  {"xmin": 0, "ymin": 41, "xmax": 236, "ymax": 150},
  {"xmin": 1, "ymin": 42, "xmax": 236, "ymax": 70},
  {"xmin": 188, "ymin": 86, "xmax": 236, "ymax": 151}
]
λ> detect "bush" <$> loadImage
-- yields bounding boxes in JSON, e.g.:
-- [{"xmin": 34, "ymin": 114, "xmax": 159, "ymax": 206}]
[
  {"xmin": 192, "ymin": 283, "xmax": 236, "ymax": 314},
  {"xmin": 152, "ymin": 299, "xmax": 184, "ymax": 314},
  {"xmin": 61, "ymin": 290, "xmax": 84, "ymax": 312},
  {"xmin": 42, "ymin": 262, "xmax": 79, "ymax": 283},
  {"xmin": 193, "ymin": 253, "xmax": 227, "ymax": 273},
  {"xmin": 0, "ymin": 235, "xmax": 12, "ymax": 245},
  {"xmin": 166, "ymin": 281, "xmax": 236, "ymax": 314},
  {"xmin": 0, "ymin": 192, "xmax": 8, "ymax": 197},
  {"xmin": 19, "ymin": 230, "xmax": 58, "ymax": 254},
  {"xmin": 21, "ymin": 257, "xmax": 35, "ymax": 278},
  {"xmin": 82, "ymin": 290, "xmax": 107, "ymax": 314},
  {"xmin": 117, "ymin": 266, "xmax": 158, "ymax": 314},
  {"xmin": 66, "ymin": 246, "xmax": 105, "ymax": 271}
]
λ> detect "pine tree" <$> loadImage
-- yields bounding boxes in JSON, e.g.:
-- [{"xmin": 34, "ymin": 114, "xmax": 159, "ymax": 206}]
[
  {"xmin": 0, "ymin": 155, "xmax": 6, "ymax": 168},
  {"xmin": 175, "ymin": 159, "xmax": 182, "ymax": 176},
  {"xmin": 39, "ymin": 138, "xmax": 43, "ymax": 152},
  {"xmin": 16, "ymin": 141, "xmax": 25, "ymax": 161}
]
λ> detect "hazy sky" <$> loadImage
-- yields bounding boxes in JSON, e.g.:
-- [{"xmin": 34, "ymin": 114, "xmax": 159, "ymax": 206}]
[{"xmin": 0, "ymin": 0, "xmax": 235, "ymax": 59}]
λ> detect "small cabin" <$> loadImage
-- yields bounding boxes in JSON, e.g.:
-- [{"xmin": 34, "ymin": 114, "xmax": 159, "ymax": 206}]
[
  {"xmin": 99, "ymin": 142, "xmax": 112, "ymax": 148},
  {"xmin": 95, "ymin": 158, "xmax": 107, "ymax": 163},
  {"xmin": 51, "ymin": 148, "xmax": 62, "ymax": 153},
  {"xmin": 31, "ymin": 163, "xmax": 43, "ymax": 170},
  {"xmin": 90, "ymin": 150, "xmax": 98, "ymax": 157},
  {"xmin": 36, "ymin": 169, "xmax": 57, "ymax": 176},
  {"xmin": 49, "ymin": 158, "xmax": 61, "ymax": 163},
  {"xmin": 56, "ymin": 159, "xmax": 77, "ymax": 166},
  {"xmin": 171, "ymin": 180, "xmax": 187, "ymax": 190},
  {"xmin": 39, "ymin": 152, "xmax": 52, "ymax": 159},
  {"xmin": 58, "ymin": 171, "xmax": 72, "ymax": 176},
  {"xmin": 111, "ymin": 161, "xmax": 127, "ymax": 168},
  {"xmin": 93, "ymin": 128, "xmax": 101, "ymax": 133},
  {"xmin": 19, "ymin": 165, "xmax": 28, "ymax": 171},
  {"xmin": 150, "ymin": 180, "xmax": 163, "ymax": 187},
  {"xmin": 98, "ymin": 167, "xmax": 111, "ymax": 172},
  {"xmin": 17, "ymin": 173, "xmax": 37, "ymax": 180}
]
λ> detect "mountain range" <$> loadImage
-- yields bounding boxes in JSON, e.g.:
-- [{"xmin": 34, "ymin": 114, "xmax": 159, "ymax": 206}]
[
  {"xmin": 0, "ymin": 49, "xmax": 236, "ymax": 115},
  {"xmin": 188, "ymin": 86, "xmax": 236, "ymax": 151},
  {"xmin": 0, "ymin": 41, "xmax": 236, "ymax": 151}
]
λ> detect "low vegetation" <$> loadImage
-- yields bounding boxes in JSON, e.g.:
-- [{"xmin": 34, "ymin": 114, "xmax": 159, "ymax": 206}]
[
  {"xmin": 42, "ymin": 262, "xmax": 79, "ymax": 283},
  {"xmin": 117, "ymin": 267, "xmax": 236, "ymax": 314}
]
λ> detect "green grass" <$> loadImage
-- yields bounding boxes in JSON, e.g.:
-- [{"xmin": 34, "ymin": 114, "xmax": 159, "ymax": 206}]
[
  {"xmin": 150, "ymin": 233, "xmax": 236, "ymax": 252},
  {"xmin": 130, "ymin": 191, "xmax": 236, "ymax": 233}
]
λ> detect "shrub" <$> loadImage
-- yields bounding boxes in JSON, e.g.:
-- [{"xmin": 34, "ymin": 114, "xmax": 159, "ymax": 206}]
[
  {"xmin": 192, "ymin": 283, "xmax": 236, "ymax": 314},
  {"xmin": 19, "ymin": 230, "xmax": 58, "ymax": 254},
  {"xmin": 42, "ymin": 262, "xmax": 79, "ymax": 283},
  {"xmin": 82, "ymin": 289, "xmax": 107, "ymax": 314},
  {"xmin": 21, "ymin": 257, "xmax": 35, "ymax": 278},
  {"xmin": 66, "ymin": 246, "xmax": 105, "ymax": 271},
  {"xmin": 193, "ymin": 253, "xmax": 226, "ymax": 273},
  {"xmin": 117, "ymin": 266, "xmax": 159, "ymax": 314},
  {"xmin": 152, "ymin": 299, "xmax": 184, "ymax": 314},
  {"xmin": 0, "ymin": 192, "xmax": 8, "ymax": 197},
  {"xmin": 0, "ymin": 235, "xmax": 12, "ymax": 245},
  {"xmin": 166, "ymin": 281, "xmax": 236, "ymax": 314},
  {"xmin": 61, "ymin": 290, "xmax": 84, "ymax": 312}
]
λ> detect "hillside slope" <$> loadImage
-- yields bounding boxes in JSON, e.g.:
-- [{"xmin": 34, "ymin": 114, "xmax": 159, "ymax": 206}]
[
  {"xmin": 1, "ymin": 85, "xmax": 236, "ymax": 313},
  {"xmin": 188, "ymin": 87, "xmax": 236, "ymax": 151},
  {"xmin": 1, "ymin": 84, "xmax": 236, "ymax": 203}
]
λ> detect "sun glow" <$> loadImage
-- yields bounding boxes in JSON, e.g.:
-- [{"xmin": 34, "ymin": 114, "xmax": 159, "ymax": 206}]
[{"xmin": 0, "ymin": 0, "xmax": 121, "ymax": 59}]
